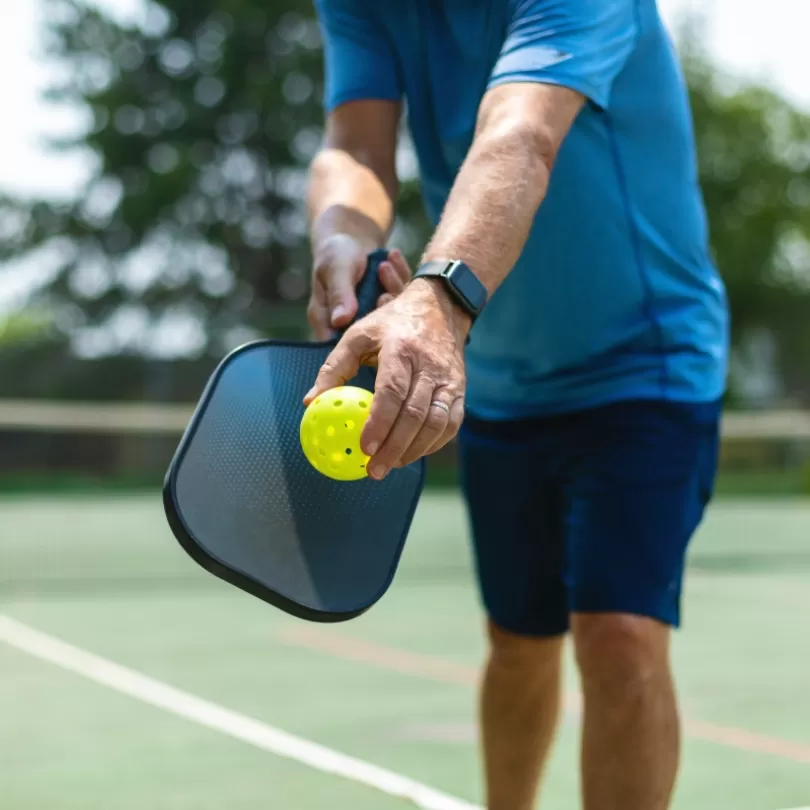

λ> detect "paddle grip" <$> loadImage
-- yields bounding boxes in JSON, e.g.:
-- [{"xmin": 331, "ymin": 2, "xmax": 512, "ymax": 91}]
[{"xmin": 339, "ymin": 249, "xmax": 389, "ymax": 336}]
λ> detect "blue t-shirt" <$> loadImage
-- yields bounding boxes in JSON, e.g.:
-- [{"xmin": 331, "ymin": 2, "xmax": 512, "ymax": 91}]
[{"xmin": 315, "ymin": 0, "xmax": 729, "ymax": 418}]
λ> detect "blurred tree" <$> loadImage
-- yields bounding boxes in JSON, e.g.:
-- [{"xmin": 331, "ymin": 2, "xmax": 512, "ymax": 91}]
[
  {"xmin": 681, "ymin": 28, "xmax": 810, "ymax": 404},
  {"xmin": 0, "ymin": 310, "xmax": 53, "ymax": 347},
  {"xmin": 1, "ymin": 0, "xmax": 331, "ymax": 358},
  {"xmin": 0, "ymin": 5, "xmax": 807, "ymax": 403}
]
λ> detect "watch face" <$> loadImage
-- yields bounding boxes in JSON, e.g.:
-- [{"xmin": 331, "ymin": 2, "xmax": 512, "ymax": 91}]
[{"xmin": 447, "ymin": 262, "xmax": 487, "ymax": 314}]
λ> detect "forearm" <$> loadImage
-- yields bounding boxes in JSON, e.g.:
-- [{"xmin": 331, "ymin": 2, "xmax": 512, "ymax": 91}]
[
  {"xmin": 422, "ymin": 128, "xmax": 550, "ymax": 296},
  {"xmin": 308, "ymin": 147, "xmax": 397, "ymax": 255},
  {"xmin": 421, "ymin": 84, "xmax": 583, "ymax": 298}
]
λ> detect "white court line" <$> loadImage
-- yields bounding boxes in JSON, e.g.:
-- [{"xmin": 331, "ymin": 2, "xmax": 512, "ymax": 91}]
[
  {"xmin": 1, "ymin": 615, "xmax": 805, "ymax": 810},
  {"xmin": 0, "ymin": 615, "xmax": 481, "ymax": 810}
]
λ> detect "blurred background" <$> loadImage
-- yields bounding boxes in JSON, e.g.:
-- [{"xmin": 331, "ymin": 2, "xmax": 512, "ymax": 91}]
[
  {"xmin": 1, "ymin": 2, "xmax": 809, "ymax": 809},
  {"xmin": 0, "ymin": 0, "xmax": 809, "ymax": 492},
  {"xmin": 1, "ymin": 0, "xmax": 810, "ymax": 491}
]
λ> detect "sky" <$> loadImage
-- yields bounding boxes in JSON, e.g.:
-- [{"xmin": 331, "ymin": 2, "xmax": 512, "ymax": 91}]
[{"xmin": 1, "ymin": 0, "xmax": 809, "ymax": 200}]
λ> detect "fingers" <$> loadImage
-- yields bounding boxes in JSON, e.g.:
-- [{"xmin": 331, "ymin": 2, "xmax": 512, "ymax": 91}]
[
  {"xmin": 306, "ymin": 278, "xmax": 332, "ymax": 341},
  {"xmin": 309, "ymin": 235, "xmax": 368, "ymax": 335},
  {"xmin": 324, "ymin": 256, "xmax": 362, "ymax": 330},
  {"xmin": 378, "ymin": 262, "xmax": 405, "ymax": 298},
  {"xmin": 376, "ymin": 249, "xmax": 410, "ymax": 310},
  {"xmin": 359, "ymin": 342, "xmax": 414, "ymax": 461},
  {"xmin": 394, "ymin": 392, "xmax": 455, "ymax": 468},
  {"xmin": 304, "ymin": 327, "xmax": 377, "ymax": 405},
  {"xmin": 309, "ymin": 243, "xmax": 411, "ymax": 338},
  {"xmin": 425, "ymin": 396, "xmax": 465, "ymax": 457},
  {"xmin": 366, "ymin": 376, "xmax": 436, "ymax": 480},
  {"xmin": 384, "ymin": 250, "xmax": 411, "ymax": 295},
  {"xmin": 305, "ymin": 250, "xmax": 466, "ymax": 479}
]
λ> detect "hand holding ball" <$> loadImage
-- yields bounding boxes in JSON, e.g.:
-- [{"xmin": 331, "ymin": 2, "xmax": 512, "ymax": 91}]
[{"xmin": 300, "ymin": 386, "xmax": 373, "ymax": 481}]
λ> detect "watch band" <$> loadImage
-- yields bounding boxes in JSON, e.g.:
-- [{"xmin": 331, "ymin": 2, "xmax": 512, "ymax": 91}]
[{"xmin": 413, "ymin": 259, "xmax": 488, "ymax": 322}]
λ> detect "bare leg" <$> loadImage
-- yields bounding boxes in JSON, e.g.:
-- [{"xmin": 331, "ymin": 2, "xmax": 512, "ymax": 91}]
[
  {"xmin": 481, "ymin": 621, "xmax": 565, "ymax": 810},
  {"xmin": 573, "ymin": 613, "xmax": 679, "ymax": 810}
]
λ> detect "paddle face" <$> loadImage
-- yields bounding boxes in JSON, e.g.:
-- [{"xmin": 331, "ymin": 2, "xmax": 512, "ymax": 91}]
[{"xmin": 163, "ymin": 251, "xmax": 426, "ymax": 622}]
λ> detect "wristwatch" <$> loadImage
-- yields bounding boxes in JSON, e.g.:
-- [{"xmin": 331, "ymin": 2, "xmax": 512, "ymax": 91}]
[{"xmin": 413, "ymin": 259, "xmax": 488, "ymax": 323}]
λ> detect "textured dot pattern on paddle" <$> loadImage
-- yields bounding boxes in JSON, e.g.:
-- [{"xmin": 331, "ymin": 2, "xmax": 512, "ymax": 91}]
[{"xmin": 172, "ymin": 342, "xmax": 423, "ymax": 616}]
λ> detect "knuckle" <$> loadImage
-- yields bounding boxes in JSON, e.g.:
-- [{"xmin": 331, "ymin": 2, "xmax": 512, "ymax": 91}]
[
  {"xmin": 349, "ymin": 326, "xmax": 377, "ymax": 355},
  {"xmin": 377, "ymin": 384, "xmax": 408, "ymax": 404},
  {"xmin": 376, "ymin": 375, "xmax": 410, "ymax": 402},
  {"xmin": 429, "ymin": 360, "xmax": 454, "ymax": 381},
  {"xmin": 401, "ymin": 401, "xmax": 428, "ymax": 422},
  {"xmin": 425, "ymin": 408, "xmax": 448, "ymax": 431},
  {"xmin": 319, "ymin": 354, "xmax": 346, "ymax": 379}
]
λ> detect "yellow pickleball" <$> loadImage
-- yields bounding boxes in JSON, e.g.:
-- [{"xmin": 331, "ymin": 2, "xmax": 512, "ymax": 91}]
[{"xmin": 300, "ymin": 386, "xmax": 374, "ymax": 481}]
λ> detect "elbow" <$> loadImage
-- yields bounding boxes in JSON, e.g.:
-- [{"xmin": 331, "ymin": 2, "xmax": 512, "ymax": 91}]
[{"xmin": 475, "ymin": 118, "xmax": 559, "ymax": 178}]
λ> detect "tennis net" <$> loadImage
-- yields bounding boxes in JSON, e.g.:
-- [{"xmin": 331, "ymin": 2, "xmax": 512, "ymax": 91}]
[{"xmin": 0, "ymin": 399, "xmax": 809, "ymax": 493}]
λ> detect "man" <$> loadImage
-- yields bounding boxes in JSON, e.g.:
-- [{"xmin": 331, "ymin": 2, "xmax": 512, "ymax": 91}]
[{"xmin": 304, "ymin": 1, "xmax": 729, "ymax": 808}]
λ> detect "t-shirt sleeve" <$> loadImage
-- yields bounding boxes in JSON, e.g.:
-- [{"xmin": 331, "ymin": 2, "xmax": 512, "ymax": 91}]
[
  {"xmin": 488, "ymin": 0, "xmax": 639, "ymax": 110},
  {"xmin": 314, "ymin": 0, "xmax": 402, "ymax": 112}
]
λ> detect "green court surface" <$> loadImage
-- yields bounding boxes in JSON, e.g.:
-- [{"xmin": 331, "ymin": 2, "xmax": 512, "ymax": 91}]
[{"xmin": 2, "ymin": 493, "xmax": 809, "ymax": 810}]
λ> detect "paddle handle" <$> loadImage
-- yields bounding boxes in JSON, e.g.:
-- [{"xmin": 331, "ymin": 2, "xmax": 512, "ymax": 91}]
[{"xmin": 343, "ymin": 249, "xmax": 388, "ymax": 334}]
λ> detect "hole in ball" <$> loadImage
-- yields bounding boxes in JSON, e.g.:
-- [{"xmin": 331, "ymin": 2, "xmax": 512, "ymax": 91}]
[
  {"xmin": 359, "ymin": 401, "xmax": 368, "ymax": 409},
  {"xmin": 334, "ymin": 400, "xmax": 343, "ymax": 407},
  {"xmin": 345, "ymin": 448, "xmax": 352, "ymax": 455},
  {"xmin": 345, "ymin": 420, "xmax": 355, "ymax": 430}
]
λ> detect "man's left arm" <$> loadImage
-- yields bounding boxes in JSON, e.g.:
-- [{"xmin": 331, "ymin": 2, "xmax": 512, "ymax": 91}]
[
  {"xmin": 420, "ymin": 0, "xmax": 638, "ymax": 295},
  {"xmin": 307, "ymin": 0, "xmax": 638, "ymax": 478},
  {"xmin": 419, "ymin": 82, "xmax": 584, "ymax": 300}
]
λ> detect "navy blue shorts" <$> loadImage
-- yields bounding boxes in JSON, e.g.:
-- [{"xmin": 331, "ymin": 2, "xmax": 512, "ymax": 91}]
[{"xmin": 458, "ymin": 398, "xmax": 721, "ymax": 636}]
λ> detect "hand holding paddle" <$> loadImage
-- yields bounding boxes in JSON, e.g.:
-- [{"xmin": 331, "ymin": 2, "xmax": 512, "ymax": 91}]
[
  {"xmin": 307, "ymin": 235, "xmax": 412, "ymax": 340},
  {"xmin": 304, "ymin": 274, "xmax": 470, "ymax": 480}
]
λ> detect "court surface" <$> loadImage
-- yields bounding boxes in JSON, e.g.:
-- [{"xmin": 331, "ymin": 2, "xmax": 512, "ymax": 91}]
[{"xmin": 2, "ymin": 492, "xmax": 809, "ymax": 809}]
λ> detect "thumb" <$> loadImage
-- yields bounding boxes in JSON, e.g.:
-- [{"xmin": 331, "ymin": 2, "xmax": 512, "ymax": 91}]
[
  {"xmin": 304, "ymin": 328, "xmax": 377, "ymax": 404},
  {"xmin": 326, "ymin": 254, "xmax": 364, "ymax": 328}
]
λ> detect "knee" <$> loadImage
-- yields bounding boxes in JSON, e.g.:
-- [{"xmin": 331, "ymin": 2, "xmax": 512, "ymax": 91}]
[
  {"xmin": 487, "ymin": 620, "xmax": 563, "ymax": 678},
  {"xmin": 572, "ymin": 614, "xmax": 669, "ymax": 702}
]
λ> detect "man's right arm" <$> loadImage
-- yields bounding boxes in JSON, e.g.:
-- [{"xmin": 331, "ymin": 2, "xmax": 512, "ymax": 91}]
[
  {"xmin": 307, "ymin": 0, "xmax": 406, "ymax": 337},
  {"xmin": 308, "ymin": 100, "xmax": 400, "ymax": 257}
]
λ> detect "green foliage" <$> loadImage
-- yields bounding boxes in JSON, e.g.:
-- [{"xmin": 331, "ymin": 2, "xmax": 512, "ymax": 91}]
[
  {"xmin": 2, "ymin": 0, "xmax": 327, "ymax": 355},
  {"xmin": 682, "ymin": 30, "xmax": 810, "ymax": 403},
  {"xmin": 1, "ymin": 5, "xmax": 809, "ymax": 405},
  {"xmin": 0, "ymin": 310, "xmax": 53, "ymax": 347}
]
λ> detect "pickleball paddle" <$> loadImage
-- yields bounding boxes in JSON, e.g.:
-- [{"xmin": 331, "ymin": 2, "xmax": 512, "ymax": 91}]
[{"xmin": 163, "ymin": 250, "xmax": 426, "ymax": 622}]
